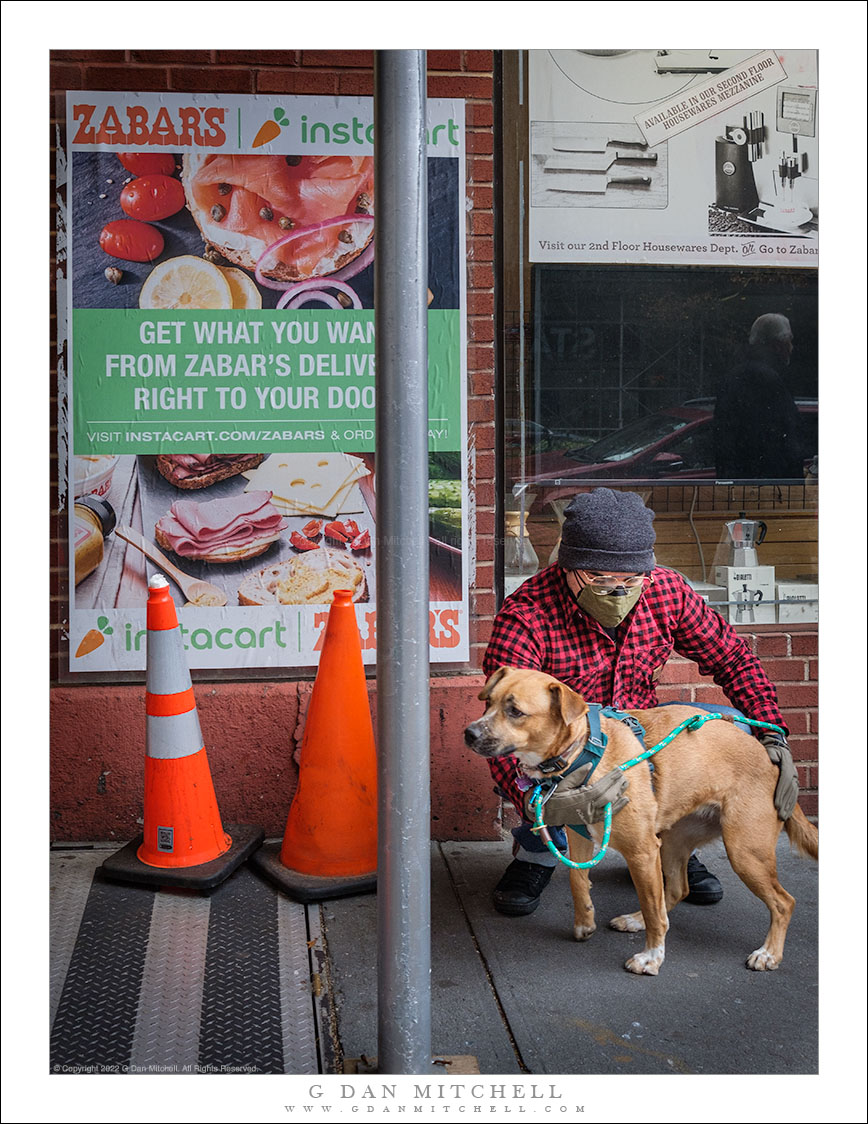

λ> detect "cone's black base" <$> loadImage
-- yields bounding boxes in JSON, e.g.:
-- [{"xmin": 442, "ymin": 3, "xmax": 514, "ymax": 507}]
[
  {"xmin": 250, "ymin": 841, "xmax": 377, "ymax": 903},
  {"xmin": 100, "ymin": 824, "xmax": 264, "ymax": 891}
]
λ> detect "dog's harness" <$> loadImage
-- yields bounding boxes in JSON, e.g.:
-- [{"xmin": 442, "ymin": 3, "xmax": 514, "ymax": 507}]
[
  {"xmin": 527, "ymin": 710, "xmax": 786, "ymax": 870},
  {"xmin": 529, "ymin": 705, "xmax": 649, "ymax": 841}
]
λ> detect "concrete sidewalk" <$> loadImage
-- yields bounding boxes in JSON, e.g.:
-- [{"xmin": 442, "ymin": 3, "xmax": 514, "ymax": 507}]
[{"xmin": 49, "ymin": 835, "xmax": 817, "ymax": 1078}]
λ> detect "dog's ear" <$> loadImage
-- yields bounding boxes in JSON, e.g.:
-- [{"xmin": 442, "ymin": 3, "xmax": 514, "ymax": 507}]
[
  {"xmin": 548, "ymin": 681, "xmax": 589, "ymax": 727},
  {"xmin": 479, "ymin": 666, "xmax": 509, "ymax": 701}
]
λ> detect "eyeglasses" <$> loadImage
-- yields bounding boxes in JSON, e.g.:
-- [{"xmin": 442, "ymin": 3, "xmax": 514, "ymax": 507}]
[{"xmin": 575, "ymin": 570, "xmax": 651, "ymax": 591}]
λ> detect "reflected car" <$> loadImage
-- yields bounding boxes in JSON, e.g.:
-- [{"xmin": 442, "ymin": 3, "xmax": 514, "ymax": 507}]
[{"xmin": 518, "ymin": 398, "xmax": 818, "ymax": 498}]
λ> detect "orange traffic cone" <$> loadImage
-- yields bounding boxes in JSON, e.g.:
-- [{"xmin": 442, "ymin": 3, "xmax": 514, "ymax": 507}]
[
  {"xmin": 101, "ymin": 574, "xmax": 263, "ymax": 890},
  {"xmin": 252, "ymin": 588, "xmax": 378, "ymax": 902}
]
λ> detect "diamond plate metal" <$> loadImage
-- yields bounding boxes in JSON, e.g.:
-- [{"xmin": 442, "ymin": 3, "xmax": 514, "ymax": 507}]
[
  {"xmin": 276, "ymin": 894, "xmax": 318, "ymax": 1074},
  {"xmin": 50, "ymin": 874, "xmax": 154, "ymax": 1071},
  {"xmin": 130, "ymin": 893, "xmax": 211, "ymax": 1074},
  {"xmin": 197, "ymin": 867, "xmax": 286, "ymax": 1074},
  {"xmin": 49, "ymin": 851, "xmax": 105, "ymax": 1029}
]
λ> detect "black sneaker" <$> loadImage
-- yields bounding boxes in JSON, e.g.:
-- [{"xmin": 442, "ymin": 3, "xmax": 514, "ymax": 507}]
[
  {"xmin": 493, "ymin": 859, "xmax": 555, "ymax": 916},
  {"xmin": 685, "ymin": 853, "xmax": 723, "ymax": 905}
]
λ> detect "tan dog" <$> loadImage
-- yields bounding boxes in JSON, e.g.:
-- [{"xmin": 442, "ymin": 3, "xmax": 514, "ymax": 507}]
[{"xmin": 466, "ymin": 667, "xmax": 818, "ymax": 976}]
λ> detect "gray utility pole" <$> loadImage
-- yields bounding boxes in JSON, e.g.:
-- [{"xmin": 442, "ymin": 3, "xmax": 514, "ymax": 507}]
[{"xmin": 374, "ymin": 51, "xmax": 432, "ymax": 1074}]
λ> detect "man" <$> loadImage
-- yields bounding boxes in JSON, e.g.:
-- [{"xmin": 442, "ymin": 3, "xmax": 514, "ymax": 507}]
[
  {"xmin": 714, "ymin": 313, "xmax": 805, "ymax": 480},
  {"xmin": 483, "ymin": 487, "xmax": 798, "ymax": 916}
]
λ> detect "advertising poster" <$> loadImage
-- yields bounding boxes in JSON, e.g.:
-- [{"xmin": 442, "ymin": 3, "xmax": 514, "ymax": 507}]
[
  {"xmin": 63, "ymin": 92, "xmax": 468, "ymax": 673},
  {"xmin": 529, "ymin": 49, "xmax": 818, "ymax": 266}
]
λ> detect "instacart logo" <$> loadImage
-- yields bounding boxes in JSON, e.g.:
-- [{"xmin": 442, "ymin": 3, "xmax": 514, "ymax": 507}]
[
  {"xmin": 253, "ymin": 107, "xmax": 289, "ymax": 148},
  {"xmin": 75, "ymin": 616, "xmax": 113, "ymax": 659},
  {"xmin": 125, "ymin": 620, "xmax": 291, "ymax": 652}
]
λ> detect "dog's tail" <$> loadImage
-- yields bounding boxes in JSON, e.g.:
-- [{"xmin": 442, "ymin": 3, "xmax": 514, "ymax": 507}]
[{"xmin": 784, "ymin": 804, "xmax": 819, "ymax": 861}]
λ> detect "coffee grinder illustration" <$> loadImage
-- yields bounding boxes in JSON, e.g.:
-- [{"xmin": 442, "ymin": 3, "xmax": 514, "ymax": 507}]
[{"xmin": 715, "ymin": 113, "xmax": 763, "ymax": 213}]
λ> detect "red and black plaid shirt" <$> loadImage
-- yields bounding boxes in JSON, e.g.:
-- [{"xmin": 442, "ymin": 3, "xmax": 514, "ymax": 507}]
[{"xmin": 483, "ymin": 564, "xmax": 785, "ymax": 815}]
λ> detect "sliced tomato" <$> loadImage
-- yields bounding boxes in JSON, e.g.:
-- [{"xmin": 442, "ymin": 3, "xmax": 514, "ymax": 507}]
[
  {"xmin": 324, "ymin": 521, "xmax": 350, "ymax": 543},
  {"xmin": 99, "ymin": 220, "xmax": 164, "ymax": 262},
  {"xmin": 118, "ymin": 152, "xmax": 177, "ymax": 176},
  {"xmin": 120, "ymin": 175, "xmax": 186, "ymax": 222},
  {"xmin": 302, "ymin": 519, "xmax": 323, "ymax": 539},
  {"xmin": 290, "ymin": 531, "xmax": 320, "ymax": 552},
  {"xmin": 349, "ymin": 530, "xmax": 371, "ymax": 552}
]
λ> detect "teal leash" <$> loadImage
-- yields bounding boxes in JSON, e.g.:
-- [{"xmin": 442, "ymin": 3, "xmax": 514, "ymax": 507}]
[{"xmin": 528, "ymin": 712, "xmax": 786, "ymax": 870}]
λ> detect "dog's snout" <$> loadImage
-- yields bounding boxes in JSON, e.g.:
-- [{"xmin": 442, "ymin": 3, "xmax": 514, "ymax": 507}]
[{"xmin": 464, "ymin": 720, "xmax": 484, "ymax": 748}]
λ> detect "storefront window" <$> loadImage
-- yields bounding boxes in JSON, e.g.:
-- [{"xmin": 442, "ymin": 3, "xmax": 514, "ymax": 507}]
[{"xmin": 498, "ymin": 52, "xmax": 818, "ymax": 626}]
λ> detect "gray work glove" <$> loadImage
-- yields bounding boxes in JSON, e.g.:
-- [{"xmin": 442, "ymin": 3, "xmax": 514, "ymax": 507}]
[
  {"xmin": 761, "ymin": 730, "xmax": 799, "ymax": 820},
  {"xmin": 525, "ymin": 763, "xmax": 629, "ymax": 827}
]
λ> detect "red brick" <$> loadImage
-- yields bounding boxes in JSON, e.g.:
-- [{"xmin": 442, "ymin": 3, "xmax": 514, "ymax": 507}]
[
  {"xmin": 52, "ymin": 50, "xmax": 127, "ymax": 62},
  {"xmin": 776, "ymin": 684, "xmax": 818, "ymax": 708},
  {"xmin": 470, "ymin": 210, "xmax": 495, "ymax": 235},
  {"xmin": 171, "ymin": 67, "xmax": 252, "ymax": 93},
  {"xmin": 808, "ymin": 658, "xmax": 818, "ymax": 680},
  {"xmin": 754, "ymin": 634, "xmax": 790, "ymax": 656},
  {"xmin": 132, "ymin": 51, "xmax": 212, "ymax": 64},
  {"xmin": 467, "ymin": 398, "xmax": 494, "ymax": 423},
  {"xmin": 693, "ymin": 684, "xmax": 732, "ymax": 707},
  {"xmin": 302, "ymin": 50, "xmax": 373, "ymax": 69},
  {"xmin": 796, "ymin": 764, "xmax": 811, "ymax": 789},
  {"xmin": 427, "ymin": 75, "xmax": 492, "ymax": 100},
  {"xmin": 84, "ymin": 66, "xmax": 169, "ymax": 91},
  {"xmin": 467, "ymin": 291, "xmax": 494, "ymax": 316},
  {"xmin": 760, "ymin": 658, "xmax": 808, "ymax": 682},
  {"xmin": 467, "ymin": 345, "xmax": 494, "ymax": 371},
  {"xmin": 428, "ymin": 51, "xmax": 463, "ymax": 71},
  {"xmin": 338, "ymin": 72, "xmax": 374, "ymax": 96},
  {"xmin": 468, "ymin": 263, "xmax": 494, "ymax": 289},
  {"xmin": 798, "ymin": 793, "xmax": 817, "ymax": 818},
  {"xmin": 475, "ymin": 511, "xmax": 495, "ymax": 536},
  {"xmin": 789, "ymin": 735, "xmax": 818, "ymax": 760},
  {"xmin": 808, "ymin": 710, "xmax": 818, "ymax": 734},
  {"xmin": 467, "ymin": 131, "xmax": 494, "ymax": 156},
  {"xmin": 473, "ymin": 591, "xmax": 496, "ymax": 617},
  {"xmin": 468, "ymin": 156, "xmax": 494, "ymax": 183},
  {"xmin": 469, "ymin": 184, "xmax": 493, "ymax": 210},
  {"xmin": 473, "ymin": 450, "xmax": 495, "ymax": 480},
  {"xmin": 50, "ymin": 64, "xmax": 82, "ymax": 90},
  {"xmin": 471, "ymin": 425, "xmax": 495, "ymax": 452},
  {"xmin": 655, "ymin": 686, "xmax": 695, "ymax": 705},
  {"xmin": 465, "ymin": 51, "xmax": 494, "ymax": 72},
  {"xmin": 470, "ymin": 370, "xmax": 495, "ymax": 396},
  {"xmin": 782, "ymin": 711, "xmax": 810, "ymax": 735},
  {"xmin": 257, "ymin": 69, "xmax": 338, "ymax": 94},
  {"xmin": 475, "ymin": 482, "xmax": 495, "ymax": 507},
  {"xmin": 466, "ymin": 102, "xmax": 494, "ymax": 128},
  {"xmin": 468, "ymin": 318, "xmax": 494, "ymax": 343},
  {"xmin": 657, "ymin": 659, "xmax": 702, "ymax": 685},
  {"xmin": 468, "ymin": 235, "xmax": 494, "ymax": 263},
  {"xmin": 216, "ymin": 51, "xmax": 299, "ymax": 66},
  {"xmin": 791, "ymin": 633, "xmax": 818, "ymax": 655},
  {"xmin": 476, "ymin": 537, "xmax": 494, "ymax": 563}
]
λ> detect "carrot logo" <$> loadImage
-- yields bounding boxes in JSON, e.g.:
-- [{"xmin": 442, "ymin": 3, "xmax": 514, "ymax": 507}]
[
  {"xmin": 253, "ymin": 107, "xmax": 289, "ymax": 148},
  {"xmin": 75, "ymin": 616, "xmax": 113, "ymax": 658}
]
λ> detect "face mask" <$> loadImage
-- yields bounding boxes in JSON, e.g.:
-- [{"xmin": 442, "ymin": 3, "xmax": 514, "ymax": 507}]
[{"xmin": 574, "ymin": 583, "xmax": 644, "ymax": 627}]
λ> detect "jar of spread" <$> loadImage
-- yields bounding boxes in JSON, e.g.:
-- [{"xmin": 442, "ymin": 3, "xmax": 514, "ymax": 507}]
[{"xmin": 74, "ymin": 495, "xmax": 117, "ymax": 584}]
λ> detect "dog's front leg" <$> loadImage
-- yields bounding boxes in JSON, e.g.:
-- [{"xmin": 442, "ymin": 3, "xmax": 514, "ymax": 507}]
[
  {"xmin": 619, "ymin": 836, "xmax": 669, "ymax": 976},
  {"xmin": 566, "ymin": 827, "xmax": 596, "ymax": 941}
]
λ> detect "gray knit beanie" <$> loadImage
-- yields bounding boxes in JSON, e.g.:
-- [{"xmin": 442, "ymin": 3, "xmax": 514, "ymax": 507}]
[{"xmin": 557, "ymin": 488, "xmax": 656, "ymax": 572}]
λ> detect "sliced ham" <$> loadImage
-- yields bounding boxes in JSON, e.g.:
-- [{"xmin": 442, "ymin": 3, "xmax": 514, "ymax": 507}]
[{"xmin": 156, "ymin": 491, "xmax": 287, "ymax": 558}]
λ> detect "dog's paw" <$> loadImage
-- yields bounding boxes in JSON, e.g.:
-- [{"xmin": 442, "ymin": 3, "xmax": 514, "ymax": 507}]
[
  {"xmin": 610, "ymin": 910, "xmax": 646, "ymax": 933},
  {"xmin": 573, "ymin": 922, "xmax": 596, "ymax": 942},
  {"xmin": 746, "ymin": 946, "xmax": 781, "ymax": 972},
  {"xmin": 624, "ymin": 946, "xmax": 665, "ymax": 976}
]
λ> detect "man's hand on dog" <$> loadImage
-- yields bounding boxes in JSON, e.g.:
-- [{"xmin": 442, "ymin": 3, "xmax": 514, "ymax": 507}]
[
  {"xmin": 760, "ymin": 731, "xmax": 799, "ymax": 820},
  {"xmin": 525, "ymin": 763, "xmax": 630, "ymax": 827}
]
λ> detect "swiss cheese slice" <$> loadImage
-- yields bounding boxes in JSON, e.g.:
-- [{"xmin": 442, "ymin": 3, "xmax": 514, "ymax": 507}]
[{"xmin": 244, "ymin": 452, "xmax": 370, "ymax": 516}]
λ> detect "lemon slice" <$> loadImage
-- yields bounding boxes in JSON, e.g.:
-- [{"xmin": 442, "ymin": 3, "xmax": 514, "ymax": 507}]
[
  {"xmin": 139, "ymin": 255, "xmax": 233, "ymax": 310},
  {"xmin": 220, "ymin": 266, "xmax": 262, "ymax": 309}
]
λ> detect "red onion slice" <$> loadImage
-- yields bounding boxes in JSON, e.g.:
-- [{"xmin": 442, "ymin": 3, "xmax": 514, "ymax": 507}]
[{"xmin": 255, "ymin": 214, "xmax": 375, "ymax": 291}]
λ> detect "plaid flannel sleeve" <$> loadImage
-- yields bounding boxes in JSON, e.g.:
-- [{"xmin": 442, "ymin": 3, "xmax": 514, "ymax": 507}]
[
  {"xmin": 672, "ymin": 581, "xmax": 787, "ymax": 732},
  {"xmin": 482, "ymin": 605, "xmax": 546, "ymax": 818}
]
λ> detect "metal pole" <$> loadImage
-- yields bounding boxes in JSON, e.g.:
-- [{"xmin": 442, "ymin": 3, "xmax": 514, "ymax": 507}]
[{"xmin": 374, "ymin": 50, "xmax": 431, "ymax": 1075}]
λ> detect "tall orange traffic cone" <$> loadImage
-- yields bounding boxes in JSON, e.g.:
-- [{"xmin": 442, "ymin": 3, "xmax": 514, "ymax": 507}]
[
  {"xmin": 252, "ymin": 588, "xmax": 378, "ymax": 902},
  {"xmin": 101, "ymin": 574, "xmax": 263, "ymax": 890}
]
